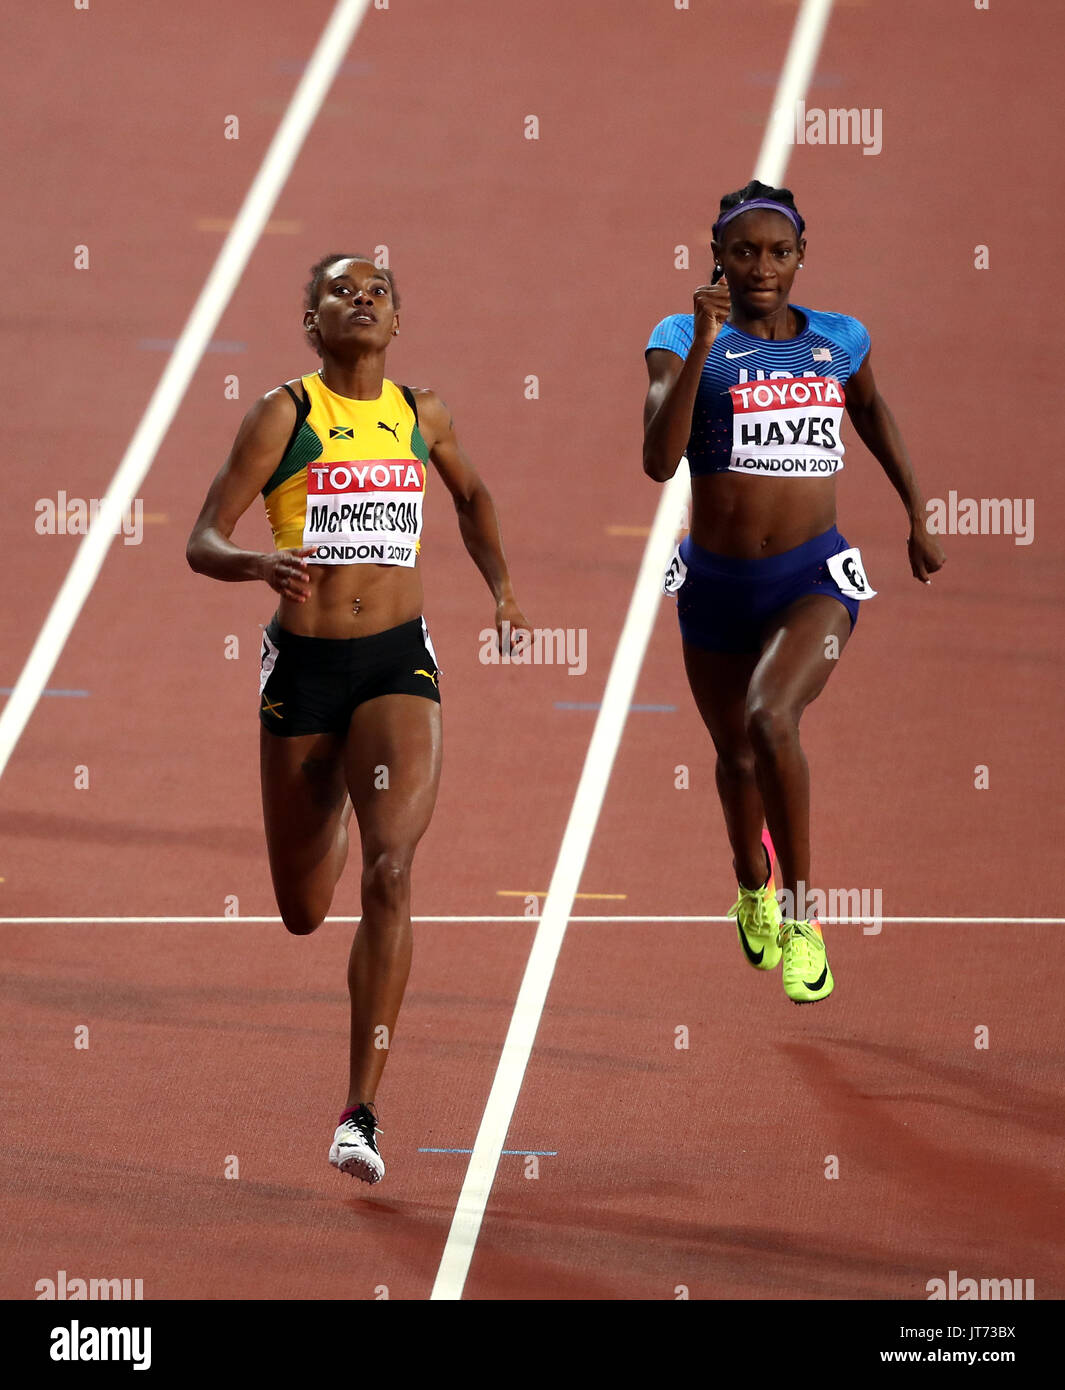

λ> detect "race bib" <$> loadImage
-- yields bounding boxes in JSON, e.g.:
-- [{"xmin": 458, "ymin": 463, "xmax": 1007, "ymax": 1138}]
[
  {"xmin": 728, "ymin": 376, "xmax": 846, "ymax": 477},
  {"xmin": 303, "ymin": 458, "xmax": 425, "ymax": 566},
  {"xmin": 826, "ymin": 546, "xmax": 876, "ymax": 599},
  {"xmin": 663, "ymin": 542, "xmax": 688, "ymax": 595}
]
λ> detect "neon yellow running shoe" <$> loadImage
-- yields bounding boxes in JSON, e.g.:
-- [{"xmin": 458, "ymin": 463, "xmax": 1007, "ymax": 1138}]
[
  {"xmin": 728, "ymin": 874, "xmax": 782, "ymax": 971},
  {"xmin": 778, "ymin": 919, "xmax": 834, "ymax": 1004}
]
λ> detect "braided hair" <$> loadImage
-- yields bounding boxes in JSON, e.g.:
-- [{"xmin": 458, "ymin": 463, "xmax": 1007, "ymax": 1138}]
[{"xmin": 712, "ymin": 180, "xmax": 806, "ymax": 240}]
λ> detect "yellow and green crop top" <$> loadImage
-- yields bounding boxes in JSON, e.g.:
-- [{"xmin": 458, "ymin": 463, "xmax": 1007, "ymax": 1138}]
[{"xmin": 263, "ymin": 373, "xmax": 430, "ymax": 567}]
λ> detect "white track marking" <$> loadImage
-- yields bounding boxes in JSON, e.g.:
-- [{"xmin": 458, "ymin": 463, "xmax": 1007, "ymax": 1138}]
[
  {"xmin": 753, "ymin": 0, "xmax": 835, "ymax": 186},
  {"xmin": 0, "ymin": 0, "xmax": 372, "ymax": 782},
  {"xmin": 429, "ymin": 481, "xmax": 688, "ymax": 1302},
  {"xmin": 429, "ymin": 0, "xmax": 839, "ymax": 1302},
  {"xmin": 1, "ymin": 916, "xmax": 1058, "ymax": 926}
]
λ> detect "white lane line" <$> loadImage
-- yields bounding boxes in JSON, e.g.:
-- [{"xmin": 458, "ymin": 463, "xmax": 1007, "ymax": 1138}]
[
  {"xmin": 753, "ymin": 0, "xmax": 835, "ymax": 186},
  {"xmin": 429, "ymin": 480, "xmax": 688, "ymax": 1302},
  {"xmin": 0, "ymin": 0, "xmax": 372, "ymax": 782},
  {"xmin": 1, "ymin": 916, "xmax": 1059, "ymax": 926},
  {"xmin": 429, "ymin": 0, "xmax": 839, "ymax": 1302}
]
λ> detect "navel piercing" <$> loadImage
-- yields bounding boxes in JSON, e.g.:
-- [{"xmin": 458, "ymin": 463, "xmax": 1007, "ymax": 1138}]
[{"xmin": 352, "ymin": 597, "xmax": 362, "ymax": 616}]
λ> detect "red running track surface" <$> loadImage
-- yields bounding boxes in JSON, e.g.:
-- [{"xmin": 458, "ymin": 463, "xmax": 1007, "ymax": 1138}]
[{"xmin": 2, "ymin": 0, "xmax": 1063, "ymax": 1301}]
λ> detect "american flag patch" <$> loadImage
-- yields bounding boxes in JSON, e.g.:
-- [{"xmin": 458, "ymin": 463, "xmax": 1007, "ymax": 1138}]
[{"xmin": 812, "ymin": 347, "xmax": 832, "ymax": 363}]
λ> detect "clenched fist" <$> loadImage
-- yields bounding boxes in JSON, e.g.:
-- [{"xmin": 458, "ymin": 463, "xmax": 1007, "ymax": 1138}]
[{"xmin": 693, "ymin": 278, "xmax": 732, "ymax": 349}]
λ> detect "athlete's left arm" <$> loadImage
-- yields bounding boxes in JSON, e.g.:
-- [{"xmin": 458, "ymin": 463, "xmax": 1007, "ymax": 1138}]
[
  {"xmin": 845, "ymin": 352, "xmax": 946, "ymax": 584},
  {"xmin": 416, "ymin": 390, "xmax": 531, "ymax": 644}
]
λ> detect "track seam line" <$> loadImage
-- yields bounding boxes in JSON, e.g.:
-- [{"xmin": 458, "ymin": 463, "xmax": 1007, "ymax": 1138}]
[
  {"xmin": 2, "ymin": 916, "xmax": 1059, "ymax": 926},
  {"xmin": 0, "ymin": 0, "xmax": 373, "ymax": 782},
  {"xmin": 428, "ymin": 0, "xmax": 838, "ymax": 1302}
]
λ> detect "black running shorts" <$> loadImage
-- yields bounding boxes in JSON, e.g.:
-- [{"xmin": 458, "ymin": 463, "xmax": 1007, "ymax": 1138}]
[{"xmin": 258, "ymin": 616, "xmax": 440, "ymax": 737}]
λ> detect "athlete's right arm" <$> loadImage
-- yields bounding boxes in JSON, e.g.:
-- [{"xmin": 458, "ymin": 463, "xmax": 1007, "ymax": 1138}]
[
  {"xmin": 185, "ymin": 387, "xmax": 315, "ymax": 602},
  {"xmin": 642, "ymin": 282, "xmax": 731, "ymax": 481}
]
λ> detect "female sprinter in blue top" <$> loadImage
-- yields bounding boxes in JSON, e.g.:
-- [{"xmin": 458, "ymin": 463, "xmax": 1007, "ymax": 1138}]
[
  {"xmin": 188, "ymin": 254, "xmax": 529, "ymax": 1178},
  {"xmin": 643, "ymin": 182, "xmax": 944, "ymax": 1003}
]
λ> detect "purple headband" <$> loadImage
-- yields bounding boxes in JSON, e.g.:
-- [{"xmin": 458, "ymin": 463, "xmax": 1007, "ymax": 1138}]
[{"xmin": 713, "ymin": 198, "xmax": 803, "ymax": 237}]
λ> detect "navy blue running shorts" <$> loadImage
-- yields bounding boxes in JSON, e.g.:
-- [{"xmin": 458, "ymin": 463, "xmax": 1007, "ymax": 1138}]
[{"xmin": 674, "ymin": 526, "xmax": 872, "ymax": 655}]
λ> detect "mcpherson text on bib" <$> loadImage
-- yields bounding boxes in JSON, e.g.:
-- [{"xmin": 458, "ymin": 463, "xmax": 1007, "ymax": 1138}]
[
  {"xmin": 304, "ymin": 457, "xmax": 426, "ymax": 566},
  {"xmin": 728, "ymin": 377, "xmax": 845, "ymax": 477}
]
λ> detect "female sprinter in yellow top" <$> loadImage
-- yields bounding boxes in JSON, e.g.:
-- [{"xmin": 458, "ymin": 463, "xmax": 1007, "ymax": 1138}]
[
  {"xmin": 187, "ymin": 254, "xmax": 529, "ymax": 1182},
  {"xmin": 644, "ymin": 182, "xmax": 944, "ymax": 1004}
]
